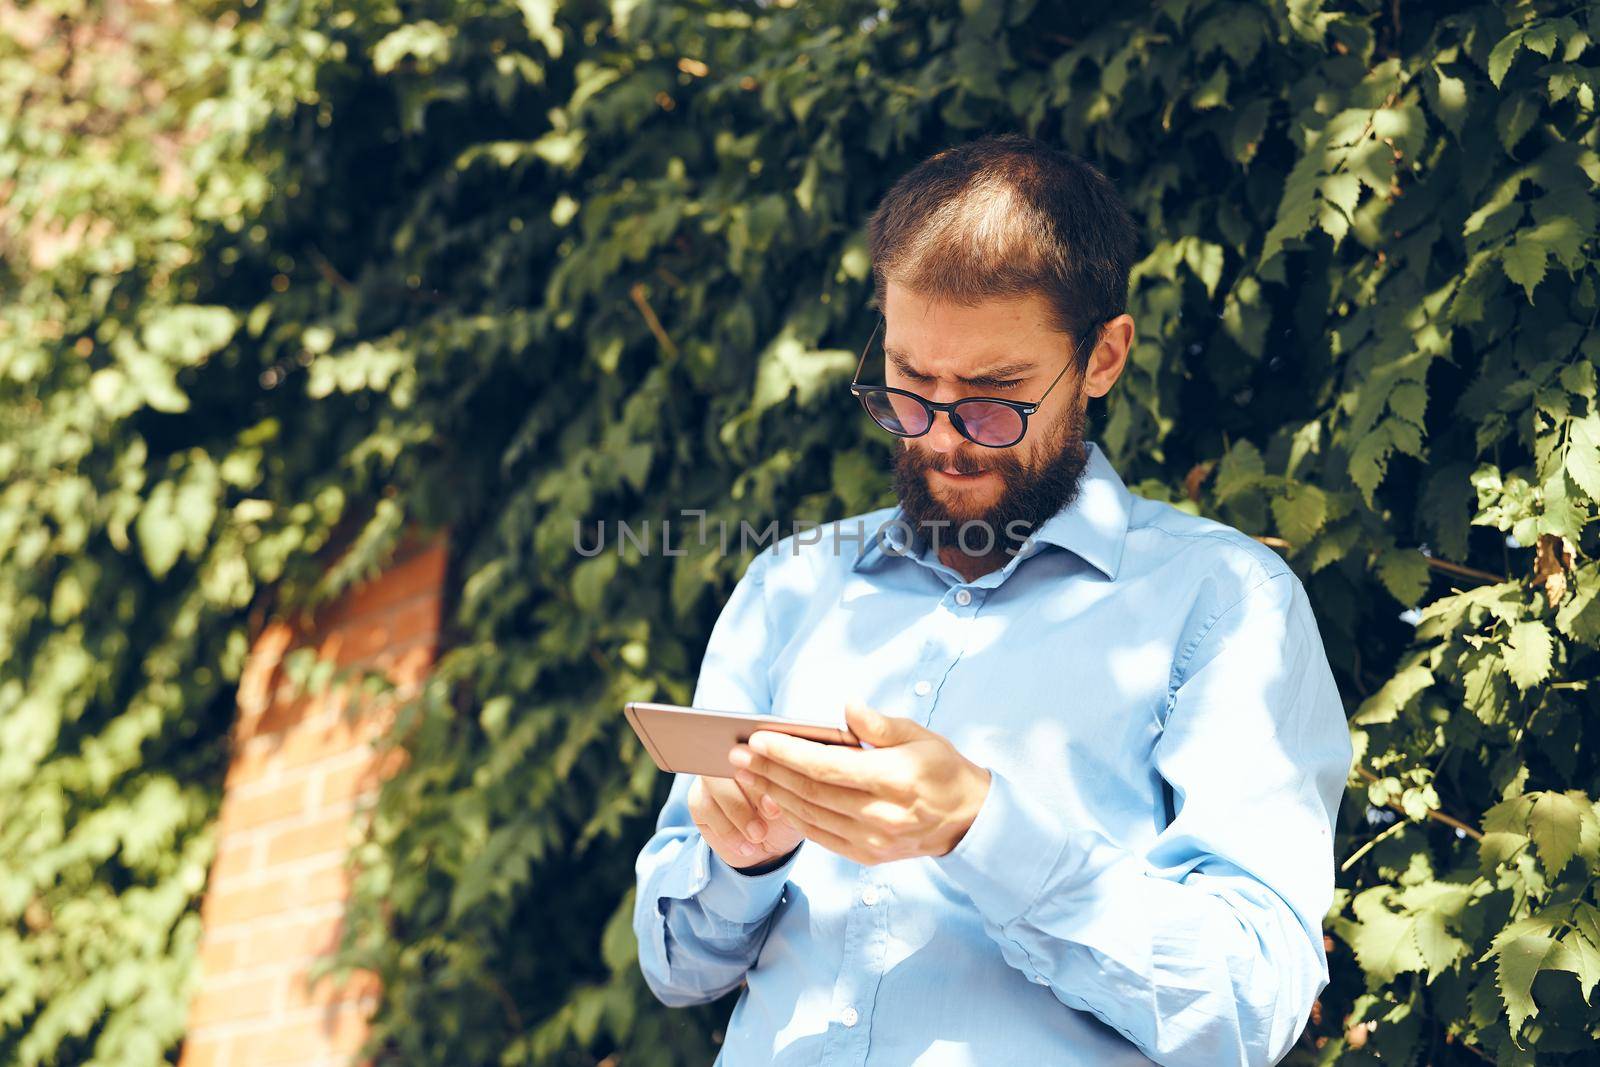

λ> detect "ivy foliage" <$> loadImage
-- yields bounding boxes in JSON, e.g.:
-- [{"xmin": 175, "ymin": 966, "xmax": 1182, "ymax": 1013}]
[{"xmin": 4, "ymin": 0, "xmax": 1600, "ymax": 1064}]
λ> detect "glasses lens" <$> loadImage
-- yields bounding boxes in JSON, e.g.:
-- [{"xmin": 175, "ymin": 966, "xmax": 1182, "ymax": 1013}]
[
  {"xmin": 860, "ymin": 389, "xmax": 931, "ymax": 436},
  {"xmin": 951, "ymin": 400, "xmax": 1025, "ymax": 446}
]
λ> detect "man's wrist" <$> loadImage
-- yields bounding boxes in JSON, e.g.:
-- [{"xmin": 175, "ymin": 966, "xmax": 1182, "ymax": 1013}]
[
  {"xmin": 938, "ymin": 760, "xmax": 994, "ymax": 856},
  {"xmin": 733, "ymin": 844, "xmax": 800, "ymax": 876},
  {"xmin": 697, "ymin": 837, "xmax": 795, "ymax": 922}
]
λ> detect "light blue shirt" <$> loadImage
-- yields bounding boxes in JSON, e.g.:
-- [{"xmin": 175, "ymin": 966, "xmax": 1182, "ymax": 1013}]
[{"xmin": 633, "ymin": 440, "xmax": 1352, "ymax": 1066}]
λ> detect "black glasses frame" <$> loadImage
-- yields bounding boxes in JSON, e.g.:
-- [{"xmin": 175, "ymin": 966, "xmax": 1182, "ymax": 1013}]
[{"xmin": 847, "ymin": 315, "xmax": 1091, "ymax": 448}]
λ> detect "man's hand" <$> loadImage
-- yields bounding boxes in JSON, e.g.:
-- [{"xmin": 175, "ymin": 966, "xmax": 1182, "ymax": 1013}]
[
  {"xmin": 688, "ymin": 771, "xmax": 806, "ymax": 872},
  {"xmin": 729, "ymin": 701, "xmax": 992, "ymax": 867}
]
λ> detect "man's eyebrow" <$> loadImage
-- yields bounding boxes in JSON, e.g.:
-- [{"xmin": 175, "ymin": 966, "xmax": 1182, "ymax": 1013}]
[{"xmin": 884, "ymin": 346, "xmax": 1037, "ymax": 384}]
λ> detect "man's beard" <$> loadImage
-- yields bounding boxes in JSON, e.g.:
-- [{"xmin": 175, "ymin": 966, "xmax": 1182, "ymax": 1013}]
[{"xmin": 890, "ymin": 394, "xmax": 1091, "ymax": 568}]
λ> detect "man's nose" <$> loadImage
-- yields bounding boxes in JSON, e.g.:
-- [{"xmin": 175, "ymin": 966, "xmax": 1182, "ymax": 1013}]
[{"xmin": 921, "ymin": 408, "xmax": 967, "ymax": 453}]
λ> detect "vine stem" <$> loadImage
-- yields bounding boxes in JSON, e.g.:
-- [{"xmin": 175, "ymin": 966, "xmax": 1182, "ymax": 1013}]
[
  {"xmin": 629, "ymin": 282, "xmax": 679, "ymax": 359},
  {"xmin": 1341, "ymin": 818, "xmax": 1407, "ymax": 872},
  {"xmin": 1253, "ymin": 537, "xmax": 1505, "ymax": 584},
  {"xmin": 1356, "ymin": 765, "xmax": 1484, "ymax": 841}
]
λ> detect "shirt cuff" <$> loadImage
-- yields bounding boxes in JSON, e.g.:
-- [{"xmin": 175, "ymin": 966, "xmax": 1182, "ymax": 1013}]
[
  {"xmin": 693, "ymin": 835, "xmax": 800, "ymax": 923},
  {"xmin": 932, "ymin": 766, "xmax": 1069, "ymax": 926}
]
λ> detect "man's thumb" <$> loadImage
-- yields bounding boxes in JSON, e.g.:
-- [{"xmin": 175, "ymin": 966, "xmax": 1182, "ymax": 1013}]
[{"xmin": 845, "ymin": 701, "xmax": 916, "ymax": 746}]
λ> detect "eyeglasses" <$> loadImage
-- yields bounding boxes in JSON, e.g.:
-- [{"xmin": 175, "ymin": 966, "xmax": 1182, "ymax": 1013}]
[{"xmin": 848, "ymin": 316, "xmax": 1091, "ymax": 449}]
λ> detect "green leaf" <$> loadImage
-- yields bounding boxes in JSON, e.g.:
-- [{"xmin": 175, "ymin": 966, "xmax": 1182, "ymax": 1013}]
[
  {"xmin": 1559, "ymin": 361, "xmax": 1597, "ymax": 400},
  {"xmin": 1398, "ymin": 881, "xmax": 1475, "ymax": 983},
  {"xmin": 1496, "ymin": 91, "xmax": 1540, "ymax": 153},
  {"xmin": 751, "ymin": 328, "xmax": 857, "ymax": 414},
  {"xmin": 1489, "ymin": 22, "xmax": 1565, "ymax": 88},
  {"xmin": 1427, "ymin": 65, "xmax": 1470, "ymax": 135},
  {"xmin": 372, "ymin": 21, "xmax": 457, "ymax": 75},
  {"xmin": 1501, "ymin": 233, "xmax": 1549, "ymax": 301},
  {"xmin": 1271, "ymin": 483, "xmax": 1328, "ymax": 544},
  {"xmin": 142, "ymin": 306, "xmax": 237, "ymax": 366},
  {"xmin": 1414, "ymin": 909, "xmax": 1468, "ymax": 983},
  {"xmin": 1555, "ymin": 568, "xmax": 1600, "ymax": 643},
  {"xmin": 1479, "ymin": 831, "xmax": 1531, "ymax": 875},
  {"xmin": 1348, "ymin": 886, "xmax": 1426, "ymax": 984},
  {"xmin": 1527, "ymin": 790, "xmax": 1588, "ymax": 877},
  {"xmin": 1352, "ymin": 661, "xmax": 1433, "ymax": 725},
  {"xmin": 134, "ymin": 458, "xmax": 220, "ymax": 580},
  {"xmin": 1550, "ymin": 928, "xmax": 1600, "ymax": 1002},
  {"xmin": 1503, "ymin": 620, "xmax": 1554, "ymax": 691},
  {"xmin": 1569, "ymin": 904, "xmax": 1600, "ymax": 1001},
  {"xmin": 1566, "ymin": 413, "xmax": 1600, "ymax": 500},
  {"xmin": 1212, "ymin": 438, "xmax": 1265, "ymax": 502},
  {"xmin": 617, "ymin": 443, "xmax": 653, "ymax": 492},
  {"xmin": 1348, "ymin": 428, "xmax": 1392, "ymax": 507},
  {"xmin": 1495, "ymin": 933, "xmax": 1560, "ymax": 1037},
  {"xmin": 515, "ymin": 0, "xmax": 563, "ymax": 58},
  {"xmin": 1376, "ymin": 548, "xmax": 1431, "ymax": 605},
  {"xmin": 571, "ymin": 553, "xmax": 618, "ymax": 612},
  {"xmin": 600, "ymin": 889, "xmax": 637, "ymax": 973}
]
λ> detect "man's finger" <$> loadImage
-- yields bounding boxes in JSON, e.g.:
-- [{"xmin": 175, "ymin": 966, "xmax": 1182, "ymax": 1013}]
[
  {"xmin": 737, "ymin": 749, "xmax": 874, "ymax": 818},
  {"xmin": 708, "ymin": 781, "xmax": 764, "ymax": 843},
  {"xmin": 749, "ymin": 772, "xmax": 860, "ymax": 840},
  {"xmin": 726, "ymin": 776, "xmax": 772, "ymax": 841},
  {"xmin": 747, "ymin": 729, "xmax": 872, "ymax": 788},
  {"xmin": 695, "ymin": 786, "xmax": 740, "ymax": 844},
  {"xmin": 777, "ymin": 804, "xmax": 874, "ymax": 867}
]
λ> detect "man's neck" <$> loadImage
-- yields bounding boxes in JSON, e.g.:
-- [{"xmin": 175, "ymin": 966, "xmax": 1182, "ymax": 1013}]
[{"xmin": 937, "ymin": 544, "xmax": 1011, "ymax": 584}]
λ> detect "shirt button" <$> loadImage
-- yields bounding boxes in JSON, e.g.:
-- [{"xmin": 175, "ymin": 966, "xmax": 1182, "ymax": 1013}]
[
  {"xmin": 913, "ymin": 680, "xmax": 932, "ymax": 696},
  {"xmin": 954, "ymin": 588, "xmax": 972, "ymax": 606},
  {"xmin": 841, "ymin": 1006, "xmax": 859, "ymax": 1027},
  {"xmin": 861, "ymin": 886, "xmax": 879, "ymax": 906},
  {"xmin": 1034, "ymin": 975, "xmax": 1048, "ymax": 985}
]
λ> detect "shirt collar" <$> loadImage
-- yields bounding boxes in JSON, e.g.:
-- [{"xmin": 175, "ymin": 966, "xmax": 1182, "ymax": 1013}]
[{"xmin": 850, "ymin": 440, "xmax": 1133, "ymax": 581}]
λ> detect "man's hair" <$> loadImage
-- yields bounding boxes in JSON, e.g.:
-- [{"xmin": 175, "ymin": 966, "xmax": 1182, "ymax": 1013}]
[{"xmin": 866, "ymin": 133, "xmax": 1138, "ymax": 371}]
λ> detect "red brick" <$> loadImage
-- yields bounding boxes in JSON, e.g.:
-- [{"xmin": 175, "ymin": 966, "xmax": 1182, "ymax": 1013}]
[
  {"xmin": 222, "ymin": 740, "xmax": 280, "ymax": 789},
  {"xmin": 277, "ymin": 712, "xmax": 385, "ymax": 770},
  {"xmin": 237, "ymin": 915, "xmax": 343, "ymax": 969},
  {"xmin": 218, "ymin": 776, "xmax": 312, "ymax": 834},
  {"xmin": 187, "ymin": 970, "xmax": 285, "ymax": 1028},
  {"xmin": 184, "ymin": 527, "xmax": 447, "ymax": 1053},
  {"xmin": 348, "ymin": 595, "xmax": 442, "ymax": 653},
  {"xmin": 317, "ymin": 542, "xmax": 447, "ymax": 629},
  {"xmin": 177, "ymin": 1035, "xmax": 230, "ymax": 1067},
  {"xmin": 231, "ymin": 1003, "xmax": 371, "ymax": 1066},
  {"xmin": 375, "ymin": 643, "xmax": 433, "ymax": 690},
  {"xmin": 236, "ymin": 623, "xmax": 297, "ymax": 718},
  {"xmin": 373, "ymin": 745, "xmax": 408, "ymax": 782},
  {"xmin": 264, "ymin": 810, "xmax": 361, "ymax": 867},
  {"xmin": 316, "ymin": 755, "xmax": 383, "ymax": 806},
  {"xmin": 241, "ymin": 688, "xmax": 318, "ymax": 741},
  {"xmin": 197, "ymin": 934, "xmax": 244, "ymax": 977},
  {"xmin": 208, "ymin": 839, "xmax": 260, "ymax": 887},
  {"xmin": 386, "ymin": 595, "xmax": 442, "ymax": 647},
  {"xmin": 203, "ymin": 863, "xmax": 351, "ymax": 926},
  {"xmin": 285, "ymin": 967, "xmax": 381, "ymax": 1013}
]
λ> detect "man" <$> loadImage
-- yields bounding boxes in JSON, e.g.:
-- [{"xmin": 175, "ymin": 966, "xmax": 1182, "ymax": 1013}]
[{"xmin": 632, "ymin": 134, "xmax": 1353, "ymax": 1066}]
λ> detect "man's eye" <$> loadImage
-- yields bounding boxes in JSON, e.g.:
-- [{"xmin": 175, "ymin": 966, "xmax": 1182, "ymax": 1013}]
[{"xmin": 980, "ymin": 380, "xmax": 1022, "ymax": 391}]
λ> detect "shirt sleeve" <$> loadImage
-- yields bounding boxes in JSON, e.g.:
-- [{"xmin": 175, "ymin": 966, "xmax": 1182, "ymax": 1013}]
[
  {"xmin": 632, "ymin": 546, "xmax": 805, "ymax": 1008},
  {"xmin": 932, "ymin": 569, "xmax": 1353, "ymax": 1067}
]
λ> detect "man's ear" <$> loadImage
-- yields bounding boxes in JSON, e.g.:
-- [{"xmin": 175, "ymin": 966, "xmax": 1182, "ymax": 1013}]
[{"xmin": 1082, "ymin": 314, "xmax": 1135, "ymax": 400}]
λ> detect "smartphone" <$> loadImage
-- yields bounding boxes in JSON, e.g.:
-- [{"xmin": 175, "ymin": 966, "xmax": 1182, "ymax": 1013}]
[{"xmin": 623, "ymin": 701, "xmax": 863, "ymax": 778}]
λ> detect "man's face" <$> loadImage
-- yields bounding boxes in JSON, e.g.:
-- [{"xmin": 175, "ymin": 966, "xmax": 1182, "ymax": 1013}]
[{"xmin": 880, "ymin": 281, "xmax": 1093, "ymax": 555}]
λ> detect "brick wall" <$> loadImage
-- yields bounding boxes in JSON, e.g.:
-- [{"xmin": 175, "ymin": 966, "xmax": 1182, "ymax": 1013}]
[{"xmin": 179, "ymin": 533, "xmax": 450, "ymax": 1067}]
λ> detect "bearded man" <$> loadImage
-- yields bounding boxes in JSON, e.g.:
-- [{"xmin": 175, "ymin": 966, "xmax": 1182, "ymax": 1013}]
[{"xmin": 633, "ymin": 133, "xmax": 1353, "ymax": 1067}]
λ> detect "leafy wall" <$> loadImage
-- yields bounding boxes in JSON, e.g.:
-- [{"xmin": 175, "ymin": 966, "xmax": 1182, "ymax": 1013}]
[{"xmin": 3, "ymin": 0, "xmax": 1600, "ymax": 1064}]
